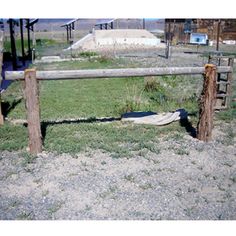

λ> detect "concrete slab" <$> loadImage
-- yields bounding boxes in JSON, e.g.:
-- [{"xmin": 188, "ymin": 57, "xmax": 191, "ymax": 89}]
[{"xmin": 68, "ymin": 29, "xmax": 162, "ymax": 52}]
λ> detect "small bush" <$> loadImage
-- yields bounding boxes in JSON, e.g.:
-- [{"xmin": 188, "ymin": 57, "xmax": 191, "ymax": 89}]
[
  {"xmin": 21, "ymin": 152, "xmax": 37, "ymax": 166},
  {"xmin": 97, "ymin": 55, "xmax": 112, "ymax": 64},
  {"xmin": 115, "ymin": 84, "xmax": 147, "ymax": 115},
  {"xmin": 144, "ymin": 77, "xmax": 159, "ymax": 92},
  {"xmin": 79, "ymin": 51, "xmax": 98, "ymax": 57},
  {"xmin": 149, "ymin": 92, "xmax": 167, "ymax": 105}
]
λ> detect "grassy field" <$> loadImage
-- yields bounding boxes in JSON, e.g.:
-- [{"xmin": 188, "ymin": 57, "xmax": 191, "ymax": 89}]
[
  {"xmin": 3, "ymin": 38, "xmax": 69, "ymax": 58},
  {"xmin": 1, "ymin": 51, "xmax": 235, "ymax": 155}
]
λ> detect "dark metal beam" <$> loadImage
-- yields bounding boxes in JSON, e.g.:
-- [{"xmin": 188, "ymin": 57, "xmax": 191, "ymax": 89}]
[
  {"xmin": 69, "ymin": 25, "xmax": 72, "ymax": 38},
  {"xmin": 26, "ymin": 19, "xmax": 31, "ymax": 57},
  {"xmin": 66, "ymin": 25, "xmax": 69, "ymax": 42},
  {"xmin": 9, "ymin": 19, "xmax": 17, "ymax": 70},
  {"xmin": 19, "ymin": 19, "xmax": 25, "ymax": 66}
]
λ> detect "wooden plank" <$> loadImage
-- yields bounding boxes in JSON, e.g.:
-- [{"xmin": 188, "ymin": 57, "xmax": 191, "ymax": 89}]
[
  {"xmin": 5, "ymin": 66, "xmax": 233, "ymax": 81},
  {"xmin": 225, "ymin": 58, "xmax": 234, "ymax": 108},
  {"xmin": 216, "ymin": 94, "xmax": 228, "ymax": 98},
  {"xmin": 24, "ymin": 69, "xmax": 42, "ymax": 154},
  {"xmin": 214, "ymin": 106, "xmax": 227, "ymax": 110},
  {"xmin": 216, "ymin": 20, "xmax": 221, "ymax": 51},
  {"xmin": 216, "ymin": 81, "xmax": 230, "ymax": 85},
  {"xmin": 209, "ymin": 55, "xmax": 235, "ymax": 59},
  {"xmin": 197, "ymin": 64, "xmax": 217, "ymax": 142}
]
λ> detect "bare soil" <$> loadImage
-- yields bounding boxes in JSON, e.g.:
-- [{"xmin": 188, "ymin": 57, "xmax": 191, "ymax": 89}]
[{"xmin": 0, "ymin": 121, "xmax": 235, "ymax": 220}]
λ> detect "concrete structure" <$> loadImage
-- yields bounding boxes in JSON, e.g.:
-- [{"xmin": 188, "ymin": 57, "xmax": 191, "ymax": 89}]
[{"xmin": 66, "ymin": 29, "xmax": 162, "ymax": 51}]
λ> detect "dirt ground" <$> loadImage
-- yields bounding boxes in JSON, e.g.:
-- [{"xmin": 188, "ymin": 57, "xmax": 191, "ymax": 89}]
[{"xmin": 0, "ymin": 120, "xmax": 235, "ymax": 220}]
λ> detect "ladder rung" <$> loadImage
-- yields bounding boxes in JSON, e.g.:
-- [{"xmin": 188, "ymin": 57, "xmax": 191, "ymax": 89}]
[
  {"xmin": 216, "ymin": 81, "xmax": 230, "ymax": 85},
  {"xmin": 214, "ymin": 106, "xmax": 228, "ymax": 110},
  {"xmin": 216, "ymin": 94, "xmax": 229, "ymax": 98}
]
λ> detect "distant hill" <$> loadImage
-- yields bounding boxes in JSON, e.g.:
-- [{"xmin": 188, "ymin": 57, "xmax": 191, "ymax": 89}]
[{"xmin": 2, "ymin": 18, "xmax": 165, "ymax": 33}]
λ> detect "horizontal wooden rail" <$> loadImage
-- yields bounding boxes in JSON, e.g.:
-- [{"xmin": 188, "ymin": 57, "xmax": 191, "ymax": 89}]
[{"xmin": 5, "ymin": 66, "xmax": 232, "ymax": 81}]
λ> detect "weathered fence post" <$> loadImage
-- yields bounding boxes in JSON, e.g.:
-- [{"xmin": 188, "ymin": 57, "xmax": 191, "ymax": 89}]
[
  {"xmin": 197, "ymin": 64, "xmax": 217, "ymax": 142},
  {"xmin": 24, "ymin": 69, "xmax": 42, "ymax": 154}
]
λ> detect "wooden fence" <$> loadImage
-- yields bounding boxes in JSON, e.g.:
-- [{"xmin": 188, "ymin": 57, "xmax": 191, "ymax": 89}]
[{"xmin": 1, "ymin": 64, "xmax": 233, "ymax": 154}]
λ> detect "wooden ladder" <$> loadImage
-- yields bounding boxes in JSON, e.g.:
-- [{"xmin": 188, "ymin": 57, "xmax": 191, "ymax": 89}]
[{"xmin": 208, "ymin": 55, "xmax": 234, "ymax": 110}]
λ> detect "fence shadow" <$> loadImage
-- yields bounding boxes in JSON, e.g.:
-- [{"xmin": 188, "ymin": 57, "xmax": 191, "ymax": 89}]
[
  {"xmin": 38, "ymin": 114, "xmax": 197, "ymax": 144},
  {"xmin": 179, "ymin": 117, "xmax": 197, "ymax": 138},
  {"xmin": 1, "ymin": 97, "xmax": 23, "ymax": 118},
  {"xmin": 40, "ymin": 117, "xmax": 121, "ymax": 143}
]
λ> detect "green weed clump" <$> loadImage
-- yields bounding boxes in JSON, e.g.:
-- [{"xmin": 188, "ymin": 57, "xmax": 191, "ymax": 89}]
[
  {"xmin": 79, "ymin": 51, "xmax": 98, "ymax": 57},
  {"xmin": 115, "ymin": 84, "xmax": 148, "ymax": 114},
  {"xmin": 97, "ymin": 55, "xmax": 112, "ymax": 64},
  {"xmin": 144, "ymin": 76, "xmax": 159, "ymax": 92},
  {"xmin": 21, "ymin": 152, "xmax": 37, "ymax": 166}
]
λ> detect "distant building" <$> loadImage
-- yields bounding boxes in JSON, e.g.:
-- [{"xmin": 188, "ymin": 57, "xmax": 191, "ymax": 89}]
[
  {"xmin": 196, "ymin": 19, "xmax": 236, "ymax": 41},
  {"xmin": 165, "ymin": 19, "xmax": 236, "ymax": 44}
]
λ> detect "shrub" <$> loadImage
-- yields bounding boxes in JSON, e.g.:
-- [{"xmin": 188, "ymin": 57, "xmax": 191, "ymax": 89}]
[
  {"xmin": 79, "ymin": 51, "xmax": 98, "ymax": 57},
  {"xmin": 97, "ymin": 55, "xmax": 112, "ymax": 64},
  {"xmin": 116, "ymin": 84, "xmax": 146, "ymax": 114},
  {"xmin": 144, "ymin": 76, "xmax": 159, "ymax": 92}
]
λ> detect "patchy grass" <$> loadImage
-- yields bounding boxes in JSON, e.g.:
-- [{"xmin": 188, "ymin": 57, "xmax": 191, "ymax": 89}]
[
  {"xmin": 2, "ymin": 72, "xmax": 201, "ymax": 120},
  {"xmin": 48, "ymin": 201, "xmax": 64, "ymax": 217},
  {"xmin": 35, "ymin": 39, "xmax": 68, "ymax": 58},
  {"xmin": 139, "ymin": 183, "xmax": 154, "ymax": 190},
  {"xmin": 16, "ymin": 211, "xmax": 34, "ymax": 220},
  {"xmin": 1, "ymin": 71, "xmax": 200, "ymax": 154},
  {"xmin": 124, "ymin": 174, "xmax": 136, "ymax": 183},
  {"xmin": 215, "ymin": 109, "xmax": 236, "ymax": 123},
  {"xmin": 3, "ymin": 38, "xmax": 67, "ymax": 58},
  {"xmin": 0, "ymin": 123, "xmax": 27, "ymax": 151},
  {"xmin": 4, "ymin": 39, "xmax": 30, "ymax": 56},
  {"xmin": 1, "ymin": 56, "xmax": 235, "ymax": 154},
  {"xmin": 0, "ymin": 117, "xmax": 188, "ymax": 155},
  {"xmin": 79, "ymin": 51, "xmax": 98, "ymax": 57},
  {"xmin": 43, "ymin": 122, "xmax": 162, "ymax": 155},
  {"xmin": 21, "ymin": 152, "xmax": 37, "ymax": 166}
]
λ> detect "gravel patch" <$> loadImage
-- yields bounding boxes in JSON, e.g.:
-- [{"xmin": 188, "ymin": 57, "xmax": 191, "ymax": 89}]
[{"xmin": 0, "ymin": 128, "xmax": 235, "ymax": 220}]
